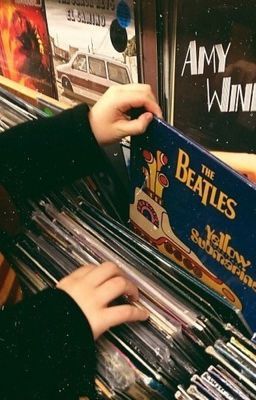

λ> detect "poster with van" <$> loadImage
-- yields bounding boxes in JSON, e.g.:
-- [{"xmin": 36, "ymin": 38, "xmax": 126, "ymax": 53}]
[
  {"xmin": 164, "ymin": 0, "xmax": 256, "ymax": 184},
  {"xmin": 44, "ymin": 0, "xmax": 138, "ymax": 105},
  {"xmin": 0, "ymin": 0, "xmax": 56, "ymax": 98}
]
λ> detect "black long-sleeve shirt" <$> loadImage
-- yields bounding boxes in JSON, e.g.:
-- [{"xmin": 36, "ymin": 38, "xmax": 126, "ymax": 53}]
[{"xmin": 0, "ymin": 104, "xmax": 105, "ymax": 400}]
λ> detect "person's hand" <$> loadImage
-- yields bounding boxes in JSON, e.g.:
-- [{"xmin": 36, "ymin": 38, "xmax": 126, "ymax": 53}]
[
  {"xmin": 211, "ymin": 151, "xmax": 256, "ymax": 183},
  {"xmin": 88, "ymin": 84, "xmax": 162, "ymax": 145},
  {"xmin": 56, "ymin": 261, "xmax": 149, "ymax": 340},
  {"xmin": 223, "ymin": 60, "xmax": 256, "ymax": 85}
]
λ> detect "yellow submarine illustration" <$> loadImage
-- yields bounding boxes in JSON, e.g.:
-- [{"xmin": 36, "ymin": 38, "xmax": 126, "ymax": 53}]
[{"xmin": 130, "ymin": 149, "xmax": 242, "ymax": 310}]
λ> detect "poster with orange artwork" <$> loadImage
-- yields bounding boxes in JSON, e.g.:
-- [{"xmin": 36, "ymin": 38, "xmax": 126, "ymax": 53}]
[{"xmin": 0, "ymin": 0, "xmax": 56, "ymax": 98}]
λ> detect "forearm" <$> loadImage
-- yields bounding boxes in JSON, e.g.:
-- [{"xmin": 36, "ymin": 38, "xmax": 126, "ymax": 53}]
[
  {"xmin": 0, "ymin": 288, "xmax": 96, "ymax": 399},
  {"xmin": 0, "ymin": 104, "xmax": 105, "ymax": 202}
]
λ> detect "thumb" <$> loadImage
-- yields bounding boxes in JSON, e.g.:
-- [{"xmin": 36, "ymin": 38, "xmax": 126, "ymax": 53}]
[{"xmin": 118, "ymin": 112, "xmax": 153, "ymax": 137}]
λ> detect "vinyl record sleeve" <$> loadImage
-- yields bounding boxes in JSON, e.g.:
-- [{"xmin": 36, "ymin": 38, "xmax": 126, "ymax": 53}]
[
  {"xmin": 190, "ymin": 374, "xmax": 222, "ymax": 400},
  {"xmin": 0, "ymin": 0, "xmax": 56, "ymax": 97},
  {"xmin": 215, "ymin": 364, "xmax": 256, "ymax": 400},
  {"xmin": 207, "ymin": 365, "xmax": 250, "ymax": 400},
  {"xmin": 0, "ymin": 85, "xmax": 48, "ymax": 118},
  {"xmin": 130, "ymin": 117, "xmax": 256, "ymax": 332},
  {"xmin": 44, "ymin": 0, "xmax": 138, "ymax": 105},
  {"xmin": 163, "ymin": 1, "xmax": 256, "ymax": 184}
]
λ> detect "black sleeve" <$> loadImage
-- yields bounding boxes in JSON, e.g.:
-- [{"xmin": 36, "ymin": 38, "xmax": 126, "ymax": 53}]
[
  {"xmin": 0, "ymin": 103, "xmax": 106, "ymax": 203},
  {"xmin": 0, "ymin": 288, "xmax": 96, "ymax": 400},
  {"xmin": 0, "ymin": 106, "xmax": 101, "ymax": 398}
]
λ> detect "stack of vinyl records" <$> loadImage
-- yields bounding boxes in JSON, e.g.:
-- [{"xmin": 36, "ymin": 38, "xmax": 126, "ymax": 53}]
[
  {"xmin": 1, "ymin": 88, "xmax": 256, "ymax": 399},
  {"xmin": 176, "ymin": 327, "xmax": 256, "ymax": 399}
]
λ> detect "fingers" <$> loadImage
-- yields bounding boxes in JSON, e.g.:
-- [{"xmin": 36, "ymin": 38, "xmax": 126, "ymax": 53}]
[
  {"xmin": 59, "ymin": 261, "xmax": 122, "ymax": 283},
  {"xmin": 58, "ymin": 264, "xmax": 96, "ymax": 282},
  {"xmin": 83, "ymin": 261, "xmax": 124, "ymax": 287},
  {"xmin": 116, "ymin": 112, "xmax": 153, "ymax": 136},
  {"xmin": 116, "ymin": 87, "xmax": 163, "ymax": 118},
  {"xmin": 89, "ymin": 83, "xmax": 162, "ymax": 145},
  {"xmin": 57, "ymin": 260, "xmax": 149, "ymax": 340},
  {"xmin": 96, "ymin": 275, "xmax": 139, "ymax": 305},
  {"xmin": 103, "ymin": 304, "xmax": 149, "ymax": 329},
  {"xmin": 82, "ymin": 262, "xmax": 139, "ymax": 303}
]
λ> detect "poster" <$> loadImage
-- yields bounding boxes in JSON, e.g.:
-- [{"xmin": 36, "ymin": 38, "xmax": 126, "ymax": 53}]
[
  {"xmin": 170, "ymin": 0, "xmax": 256, "ymax": 183},
  {"xmin": 0, "ymin": 0, "xmax": 56, "ymax": 97},
  {"xmin": 45, "ymin": 0, "xmax": 138, "ymax": 105},
  {"xmin": 130, "ymin": 117, "xmax": 256, "ymax": 331}
]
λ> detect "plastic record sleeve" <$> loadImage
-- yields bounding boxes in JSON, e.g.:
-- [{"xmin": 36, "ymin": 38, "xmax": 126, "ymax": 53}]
[{"xmin": 37, "ymin": 202, "xmax": 208, "ymax": 332}]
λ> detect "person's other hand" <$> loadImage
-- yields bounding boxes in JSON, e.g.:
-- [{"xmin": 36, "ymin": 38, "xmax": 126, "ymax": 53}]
[
  {"xmin": 56, "ymin": 261, "xmax": 149, "ymax": 340},
  {"xmin": 211, "ymin": 151, "xmax": 256, "ymax": 183},
  {"xmin": 88, "ymin": 84, "xmax": 162, "ymax": 145}
]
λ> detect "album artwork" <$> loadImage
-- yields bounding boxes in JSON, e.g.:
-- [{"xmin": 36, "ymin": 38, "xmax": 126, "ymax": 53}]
[
  {"xmin": 0, "ymin": 0, "xmax": 56, "ymax": 97},
  {"xmin": 166, "ymin": 1, "xmax": 256, "ymax": 183},
  {"xmin": 44, "ymin": 0, "xmax": 138, "ymax": 105},
  {"xmin": 130, "ymin": 117, "xmax": 256, "ymax": 331}
]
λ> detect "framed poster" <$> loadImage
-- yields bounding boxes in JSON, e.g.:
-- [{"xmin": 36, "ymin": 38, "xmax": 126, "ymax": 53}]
[
  {"xmin": 134, "ymin": 0, "xmax": 160, "ymax": 101},
  {"xmin": 0, "ymin": 0, "xmax": 56, "ymax": 98},
  {"xmin": 162, "ymin": 0, "xmax": 256, "ymax": 183},
  {"xmin": 45, "ymin": 0, "xmax": 141, "ymax": 105}
]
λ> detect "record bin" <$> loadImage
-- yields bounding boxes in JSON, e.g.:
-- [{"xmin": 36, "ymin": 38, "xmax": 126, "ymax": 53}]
[{"xmin": 0, "ymin": 79, "xmax": 256, "ymax": 399}]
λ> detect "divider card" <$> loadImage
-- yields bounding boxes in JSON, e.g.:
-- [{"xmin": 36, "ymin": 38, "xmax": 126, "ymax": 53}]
[
  {"xmin": 44, "ymin": 0, "xmax": 138, "ymax": 105},
  {"xmin": 130, "ymin": 117, "xmax": 256, "ymax": 331},
  {"xmin": 0, "ymin": 0, "xmax": 56, "ymax": 97}
]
